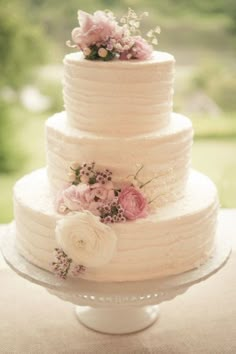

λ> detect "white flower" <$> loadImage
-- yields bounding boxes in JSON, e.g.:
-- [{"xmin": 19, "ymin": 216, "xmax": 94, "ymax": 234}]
[
  {"xmin": 58, "ymin": 204, "xmax": 67, "ymax": 214},
  {"xmin": 55, "ymin": 211, "xmax": 117, "ymax": 268},
  {"xmin": 114, "ymin": 43, "xmax": 122, "ymax": 50}
]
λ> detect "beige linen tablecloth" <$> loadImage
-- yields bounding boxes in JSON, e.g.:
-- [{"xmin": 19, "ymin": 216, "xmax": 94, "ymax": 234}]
[{"xmin": 0, "ymin": 209, "xmax": 235, "ymax": 354}]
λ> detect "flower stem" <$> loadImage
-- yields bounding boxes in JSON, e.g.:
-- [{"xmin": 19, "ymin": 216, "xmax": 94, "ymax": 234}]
[
  {"xmin": 140, "ymin": 170, "xmax": 168, "ymax": 189},
  {"xmin": 134, "ymin": 164, "xmax": 144, "ymax": 179}
]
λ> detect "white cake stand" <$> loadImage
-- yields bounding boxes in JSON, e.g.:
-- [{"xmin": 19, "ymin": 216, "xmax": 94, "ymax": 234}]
[{"xmin": 0, "ymin": 224, "xmax": 231, "ymax": 334}]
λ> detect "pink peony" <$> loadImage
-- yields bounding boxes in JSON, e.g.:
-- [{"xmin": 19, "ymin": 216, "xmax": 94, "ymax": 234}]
[
  {"xmin": 57, "ymin": 181, "xmax": 116, "ymax": 217},
  {"xmin": 118, "ymin": 186, "xmax": 148, "ymax": 220},
  {"xmin": 60, "ymin": 184, "xmax": 86, "ymax": 212},
  {"xmin": 72, "ymin": 10, "xmax": 122, "ymax": 50},
  {"xmin": 119, "ymin": 36, "xmax": 153, "ymax": 60},
  {"xmin": 133, "ymin": 36, "xmax": 153, "ymax": 59}
]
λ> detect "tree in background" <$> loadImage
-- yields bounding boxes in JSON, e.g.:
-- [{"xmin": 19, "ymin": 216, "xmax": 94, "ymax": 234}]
[{"xmin": 0, "ymin": 0, "xmax": 47, "ymax": 173}]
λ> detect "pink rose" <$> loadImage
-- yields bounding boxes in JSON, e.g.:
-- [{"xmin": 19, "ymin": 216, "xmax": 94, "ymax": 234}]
[
  {"xmin": 119, "ymin": 36, "xmax": 153, "ymax": 60},
  {"xmin": 118, "ymin": 186, "xmax": 148, "ymax": 220},
  {"xmin": 80, "ymin": 182, "xmax": 115, "ymax": 215},
  {"xmin": 93, "ymin": 11, "xmax": 122, "ymax": 41},
  {"xmin": 72, "ymin": 10, "xmax": 122, "ymax": 49},
  {"xmin": 56, "ymin": 184, "xmax": 91, "ymax": 214},
  {"xmin": 61, "ymin": 184, "xmax": 86, "ymax": 212}
]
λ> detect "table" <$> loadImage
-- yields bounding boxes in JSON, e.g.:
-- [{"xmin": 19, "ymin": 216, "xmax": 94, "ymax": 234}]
[{"xmin": 0, "ymin": 209, "xmax": 236, "ymax": 354}]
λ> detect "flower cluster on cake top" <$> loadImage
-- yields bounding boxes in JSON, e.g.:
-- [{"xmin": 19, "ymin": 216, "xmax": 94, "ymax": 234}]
[
  {"xmin": 52, "ymin": 162, "xmax": 162, "ymax": 279},
  {"xmin": 67, "ymin": 8, "xmax": 160, "ymax": 61}
]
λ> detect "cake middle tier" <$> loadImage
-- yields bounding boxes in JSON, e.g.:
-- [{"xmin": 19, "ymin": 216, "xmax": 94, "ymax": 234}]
[{"xmin": 46, "ymin": 111, "xmax": 193, "ymax": 207}]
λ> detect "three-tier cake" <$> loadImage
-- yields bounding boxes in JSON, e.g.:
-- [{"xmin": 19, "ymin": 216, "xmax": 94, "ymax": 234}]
[{"xmin": 13, "ymin": 10, "xmax": 218, "ymax": 282}]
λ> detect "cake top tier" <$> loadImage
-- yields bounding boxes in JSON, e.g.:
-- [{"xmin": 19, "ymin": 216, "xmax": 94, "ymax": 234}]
[
  {"xmin": 63, "ymin": 50, "xmax": 175, "ymax": 136},
  {"xmin": 64, "ymin": 9, "xmax": 175, "ymax": 136}
]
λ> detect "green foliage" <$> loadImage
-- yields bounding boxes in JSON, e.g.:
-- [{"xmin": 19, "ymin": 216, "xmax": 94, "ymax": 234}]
[
  {"xmin": 36, "ymin": 79, "xmax": 63, "ymax": 114},
  {"xmin": 22, "ymin": 0, "xmax": 108, "ymax": 56},
  {"xmin": 137, "ymin": 0, "xmax": 236, "ymax": 31},
  {"xmin": 0, "ymin": 0, "xmax": 48, "ymax": 173},
  {"xmin": 0, "ymin": 101, "xmax": 25, "ymax": 173},
  {"xmin": 208, "ymin": 75, "xmax": 236, "ymax": 112},
  {"xmin": 191, "ymin": 114, "xmax": 236, "ymax": 139},
  {"xmin": 192, "ymin": 140, "xmax": 236, "ymax": 208},
  {"xmin": 191, "ymin": 61, "xmax": 236, "ymax": 112},
  {"xmin": 0, "ymin": 0, "xmax": 47, "ymax": 89}
]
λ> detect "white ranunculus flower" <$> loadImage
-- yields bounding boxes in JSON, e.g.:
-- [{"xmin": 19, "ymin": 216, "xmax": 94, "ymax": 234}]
[{"xmin": 55, "ymin": 211, "xmax": 117, "ymax": 268}]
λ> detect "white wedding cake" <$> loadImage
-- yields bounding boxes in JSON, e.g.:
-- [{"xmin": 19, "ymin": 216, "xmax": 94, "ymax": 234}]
[{"xmin": 13, "ymin": 10, "xmax": 218, "ymax": 282}]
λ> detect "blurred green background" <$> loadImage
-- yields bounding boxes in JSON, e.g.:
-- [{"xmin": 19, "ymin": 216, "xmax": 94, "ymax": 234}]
[{"xmin": 0, "ymin": 0, "xmax": 236, "ymax": 223}]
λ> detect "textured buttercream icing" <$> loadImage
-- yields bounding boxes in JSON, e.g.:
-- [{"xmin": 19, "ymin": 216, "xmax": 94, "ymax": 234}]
[
  {"xmin": 14, "ymin": 168, "xmax": 218, "ymax": 282},
  {"xmin": 63, "ymin": 51, "xmax": 175, "ymax": 136},
  {"xmin": 46, "ymin": 111, "xmax": 193, "ymax": 207},
  {"xmin": 13, "ymin": 41, "xmax": 219, "ymax": 282}
]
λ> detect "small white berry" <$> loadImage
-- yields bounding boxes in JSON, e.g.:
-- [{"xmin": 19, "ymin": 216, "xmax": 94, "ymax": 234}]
[
  {"xmin": 98, "ymin": 47, "xmax": 108, "ymax": 58},
  {"xmin": 70, "ymin": 161, "xmax": 80, "ymax": 170},
  {"xmin": 152, "ymin": 38, "xmax": 158, "ymax": 45},
  {"xmin": 59, "ymin": 205, "xmax": 67, "ymax": 213},
  {"xmin": 147, "ymin": 30, "xmax": 153, "ymax": 38},
  {"xmin": 67, "ymin": 172, "xmax": 76, "ymax": 182},
  {"xmin": 83, "ymin": 47, "xmax": 91, "ymax": 56}
]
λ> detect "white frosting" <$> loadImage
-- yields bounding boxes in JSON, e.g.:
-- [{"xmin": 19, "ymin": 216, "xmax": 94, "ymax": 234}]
[
  {"xmin": 46, "ymin": 111, "xmax": 193, "ymax": 207},
  {"xmin": 63, "ymin": 51, "xmax": 175, "ymax": 136},
  {"xmin": 12, "ymin": 49, "xmax": 219, "ymax": 283},
  {"xmin": 14, "ymin": 168, "xmax": 218, "ymax": 282}
]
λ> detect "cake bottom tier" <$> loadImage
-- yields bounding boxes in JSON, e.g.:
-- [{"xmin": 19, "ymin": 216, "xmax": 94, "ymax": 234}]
[{"xmin": 14, "ymin": 168, "xmax": 218, "ymax": 282}]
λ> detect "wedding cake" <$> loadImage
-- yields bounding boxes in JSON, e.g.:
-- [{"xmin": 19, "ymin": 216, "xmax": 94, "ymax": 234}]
[{"xmin": 13, "ymin": 10, "xmax": 218, "ymax": 282}]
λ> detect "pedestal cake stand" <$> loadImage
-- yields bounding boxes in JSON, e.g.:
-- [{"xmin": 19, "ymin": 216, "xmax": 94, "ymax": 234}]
[{"xmin": 0, "ymin": 222, "xmax": 231, "ymax": 334}]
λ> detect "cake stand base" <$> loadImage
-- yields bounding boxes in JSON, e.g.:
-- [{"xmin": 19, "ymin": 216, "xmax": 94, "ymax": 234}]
[
  {"xmin": 75, "ymin": 305, "xmax": 160, "ymax": 334},
  {"xmin": 0, "ymin": 220, "xmax": 232, "ymax": 335}
]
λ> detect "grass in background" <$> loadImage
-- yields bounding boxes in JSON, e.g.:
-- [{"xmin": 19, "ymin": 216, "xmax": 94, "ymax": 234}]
[
  {"xmin": 0, "ymin": 107, "xmax": 45, "ymax": 223},
  {"xmin": 191, "ymin": 115, "xmax": 236, "ymax": 140},
  {"xmin": 192, "ymin": 140, "xmax": 236, "ymax": 208}
]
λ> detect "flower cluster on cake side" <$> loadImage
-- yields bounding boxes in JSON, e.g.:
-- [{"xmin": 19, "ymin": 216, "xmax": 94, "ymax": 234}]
[
  {"xmin": 67, "ymin": 8, "xmax": 160, "ymax": 61},
  {"xmin": 52, "ymin": 162, "xmax": 163, "ymax": 279},
  {"xmin": 56, "ymin": 162, "xmax": 149, "ymax": 222}
]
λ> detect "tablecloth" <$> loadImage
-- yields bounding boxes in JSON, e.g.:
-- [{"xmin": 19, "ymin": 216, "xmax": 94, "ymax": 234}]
[{"xmin": 0, "ymin": 209, "xmax": 235, "ymax": 354}]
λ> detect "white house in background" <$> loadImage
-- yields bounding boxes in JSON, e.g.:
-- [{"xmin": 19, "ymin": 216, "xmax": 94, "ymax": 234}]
[
  {"xmin": 183, "ymin": 90, "xmax": 221, "ymax": 117},
  {"xmin": 20, "ymin": 86, "xmax": 51, "ymax": 113}
]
